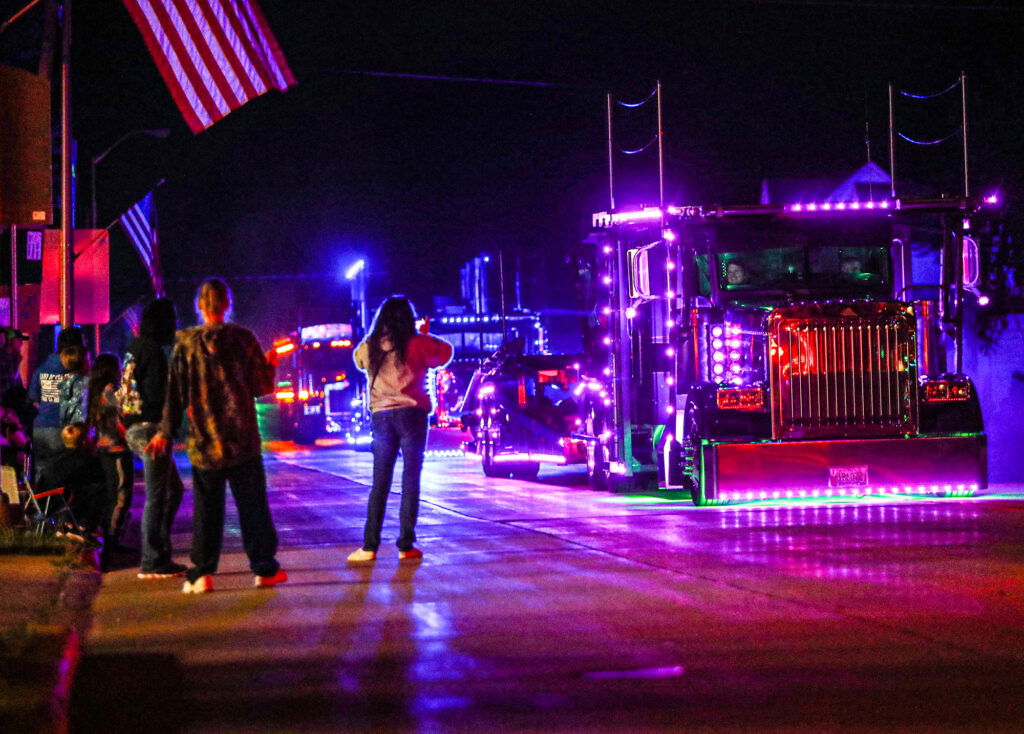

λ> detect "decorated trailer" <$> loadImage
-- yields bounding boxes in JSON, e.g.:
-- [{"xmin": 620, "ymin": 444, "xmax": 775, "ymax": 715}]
[{"xmin": 572, "ymin": 196, "xmax": 991, "ymax": 504}]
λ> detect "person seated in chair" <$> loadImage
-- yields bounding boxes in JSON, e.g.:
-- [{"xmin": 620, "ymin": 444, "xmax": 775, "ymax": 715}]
[{"xmin": 36, "ymin": 422, "xmax": 107, "ymax": 540}]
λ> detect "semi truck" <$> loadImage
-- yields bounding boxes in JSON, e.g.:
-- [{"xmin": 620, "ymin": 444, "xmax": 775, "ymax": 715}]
[
  {"xmin": 271, "ymin": 322, "xmax": 369, "ymax": 446},
  {"xmin": 575, "ymin": 196, "xmax": 991, "ymax": 504}
]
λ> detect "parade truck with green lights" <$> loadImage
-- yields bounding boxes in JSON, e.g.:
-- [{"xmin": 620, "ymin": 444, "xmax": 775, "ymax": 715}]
[
  {"xmin": 575, "ymin": 195, "xmax": 994, "ymax": 505},
  {"xmin": 271, "ymin": 323, "xmax": 370, "ymax": 447}
]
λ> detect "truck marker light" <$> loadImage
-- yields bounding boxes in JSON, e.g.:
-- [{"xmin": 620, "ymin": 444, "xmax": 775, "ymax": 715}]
[
  {"xmin": 298, "ymin": 390, "xmax": 309, "ymax": 400},
  {"xmin": 667, "ymin": 320, "xmax": 675, "ymax": 328},
  {"xmin": 665, "ymin": 376, "xmax": 674, "ymax": 385},
  {"xmin": 603, "ymin": 246, "xmax": 613, "ymax": 254},
  {"xmin": 977, "ymin": 294, "xmax": 990, "ymax": 306},
  {"xmin": 713, "ymin": 364, "xmax": 725, "ymax": 375},
  {"xmin": 663, "ymin": 229, "xmax": 676, "ymax": 241},
  {"xmin": 711, "ymin": 326, "xmax": 723, "ymax": 337},
  {"xmin": 602, "ymin": 307, "xmax": 612, "ymax": 315},
  {"xmin": 835, "ymin": 202, "xmax": 847, "ymax": 210},
  {"xmin": 665, "ymin": 347, "xmax": 675, "ymax": 357},
  {"xmin": 984, "ymin": 193, "xmax": 999, "ymax": 205},
  {"xmin": 602, "ymin": 276, "xmax": 612, "ymax": 285},
  {"xmin": 603, "ymin": 398, "xmax": 612, "ymax": 406},
  {"xmin": 666, "ymin": 291, "xmax": 675, "ymax": 298},
  {"xmin": 275, "ymin": 390, "xmax": 295, "ymax": 401},
  {"xmin": 712, "ymin": 339, "xmax": 723, "ymax": 349},
  {"xmin": 626, "ymin": 307, "xmax": 637, "ymax": 319},
  {"xmin": 666, "ymin": 261, "xmax": 676, "ymax": 270},
  {"xmin": 603, "ymin": 367, "xmax": 612, "ymax": 376},
  {"xmin": 274, "ymin": 343, "xmax": 296, "ymax": 355},
  {"xmin": 603, "ymin": 336, "xmax": 612, "ymax": 345}
]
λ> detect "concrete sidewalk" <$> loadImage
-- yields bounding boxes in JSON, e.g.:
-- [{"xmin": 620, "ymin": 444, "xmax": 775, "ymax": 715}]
[{"xmin": 72, "ymin": 450, "xmax": 1024, "ymax": 733}]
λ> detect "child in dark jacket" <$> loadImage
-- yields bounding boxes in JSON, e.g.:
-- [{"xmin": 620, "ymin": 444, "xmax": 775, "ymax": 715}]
[
  {"xmin": 87, "ymin": 354, "xmax": 134, "ymax": 552},
  {"xmin": 36, "ymin": 423, "xmax": 107, "ymax": 541}
]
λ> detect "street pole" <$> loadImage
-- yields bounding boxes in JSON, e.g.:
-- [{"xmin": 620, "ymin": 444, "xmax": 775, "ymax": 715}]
[
  {"xmin": 9, "ymin": 225, "xmax": 17, "ymax": 328},
  {"xmin": 59, "ymin": 0, "xmax": 73, "ymax": 329}
]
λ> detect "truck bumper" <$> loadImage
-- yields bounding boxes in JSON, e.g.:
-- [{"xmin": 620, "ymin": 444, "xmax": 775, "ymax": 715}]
[{"xmin": 702, "ymin": 434, "xmax": 987, "ymax": 503}]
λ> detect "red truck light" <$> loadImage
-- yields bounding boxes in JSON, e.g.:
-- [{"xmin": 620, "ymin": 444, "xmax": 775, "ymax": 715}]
[
  {"xmin": 922, "ymin": 379, "xmax": 971, "ymax": 402},
  {"xmin": 275, "ymin": 390, "xmax": 296, "ymax": 402},
  {"xmin": 716, "ymin": 387, "xmax": 764, "ymax": 411},
  {"xmin": 274, "ymin": 342, "xmax": 296, "ymax": 355}
]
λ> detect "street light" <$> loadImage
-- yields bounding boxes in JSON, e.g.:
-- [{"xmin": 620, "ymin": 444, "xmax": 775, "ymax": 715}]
[{"xmin": 90, "ymin": 128, "xmax": 170, "ymax": 228}]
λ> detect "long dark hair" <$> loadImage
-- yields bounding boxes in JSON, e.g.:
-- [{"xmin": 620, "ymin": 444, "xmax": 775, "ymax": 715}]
[
  {"xmin": 87, "ymin": 353, "xmax": 121, "ymax": 428},
  {"xmin": 139, "ymin": 297, "xmax": 178, "ymax": 346},
  {"xmin": 367, "ymin": 296, "xmax": 417, "ymax": 378}
]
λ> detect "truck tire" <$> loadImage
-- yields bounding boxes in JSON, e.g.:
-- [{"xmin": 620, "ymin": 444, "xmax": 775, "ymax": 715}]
[
  {"xmin": 510, "ymin": 462, "xmax": 540, "ymax": 481},
  {"xmin": 481, "ymin": 441, "xmax": 504, "ymax": 478}
]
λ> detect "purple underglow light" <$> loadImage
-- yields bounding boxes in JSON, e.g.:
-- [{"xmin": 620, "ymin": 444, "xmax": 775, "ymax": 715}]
[{"xmin": 977, "ymin": 294, "xmax": 991, "ymax": 306}]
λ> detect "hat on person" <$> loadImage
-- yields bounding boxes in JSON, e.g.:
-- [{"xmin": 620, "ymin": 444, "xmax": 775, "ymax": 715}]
[
  {"xmin": 56, "ymin": 326, "xmax": 85, "ymax": 351},
  {"xmin": 0, "ymin": 327, "xmax": 29, "ymax": 341}
]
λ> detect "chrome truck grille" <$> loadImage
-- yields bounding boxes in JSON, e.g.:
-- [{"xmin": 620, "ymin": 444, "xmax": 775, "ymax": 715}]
[{"xmin": 768, "ymin": 303, "xmax": 918, "ymax": 440}]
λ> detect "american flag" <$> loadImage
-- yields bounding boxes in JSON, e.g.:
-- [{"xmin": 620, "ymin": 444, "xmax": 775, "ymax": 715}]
[
  {"xmin": 121, "ymin": 0, "xmax": 296, "ymax": 133},
  {"xmin": 119, "ymin": 192, "xmax": 164, "ymax": 296}
]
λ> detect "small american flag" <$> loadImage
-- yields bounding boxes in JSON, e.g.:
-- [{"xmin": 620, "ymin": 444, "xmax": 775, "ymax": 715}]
[
  {"xmin": 121, "ymin": 0, "xmax": 296, "ymax": 134},
  {"xmin": 119, "ymin": 192, "xmax": 164, "ymax": 296}
]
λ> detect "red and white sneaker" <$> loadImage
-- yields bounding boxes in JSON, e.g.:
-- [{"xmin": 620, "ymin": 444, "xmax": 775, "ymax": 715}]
[
  {"xmin": 347, "ymin": 548, "xmax": 377, "ymax": 563},
  {"xmin": 254, "ymin": 569, "xmax": 288, "ymax": 588},
  {"xmin": 182, "ymin": 575, "xmax": 214, "ymax": 594},
  {"xmin": 398, "ymin": 547, "xmax": 423, "ymax": 561}
]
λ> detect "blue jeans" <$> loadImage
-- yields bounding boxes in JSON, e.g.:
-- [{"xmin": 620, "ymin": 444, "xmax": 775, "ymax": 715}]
[
  {"xmin": 364, "ymin": 407, "xmax": 428, "ymax": 552},
  {"xmin": 128, "ymin": 423, "xmax": 185, "ymax": 572},
  {"xmin": 189, "ymin": 455, "xmax": 279, "ymax": 583}
]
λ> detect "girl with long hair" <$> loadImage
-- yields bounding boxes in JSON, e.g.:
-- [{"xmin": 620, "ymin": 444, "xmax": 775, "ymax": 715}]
[
  {"xmin": 87, "ymin": 352, "xmax": 134, "ymax": 555},
  {"xmin": 348, "ymin": 295, "xmax": 453, "ymax": 563}
]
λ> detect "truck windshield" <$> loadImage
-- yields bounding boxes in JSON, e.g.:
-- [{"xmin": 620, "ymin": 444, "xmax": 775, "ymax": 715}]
[{"xmin": 699, "ymin": 219, "xmax": 892, "ymax": 297}]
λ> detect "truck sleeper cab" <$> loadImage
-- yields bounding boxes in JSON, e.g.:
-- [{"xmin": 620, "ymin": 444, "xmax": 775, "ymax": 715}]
[{"xmin": 584, "ymin": 199, "xmax": 988, "ymax": 505}]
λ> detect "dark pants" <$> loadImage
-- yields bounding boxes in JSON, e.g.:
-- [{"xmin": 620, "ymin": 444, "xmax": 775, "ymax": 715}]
[
  {"xmin": 363, "ymin": 406, "xmax": 428, "ymax": 552},
  {"xmin": 99, "ymin": 450, "xmax": 134, "ymax": 541},
  {"xmin": 188, "ymin": 455, "xmax": 279, "ymax": 583},
  {"xmin": 128, "ymin": 423, "xmax": 185, "ymax": 572}
]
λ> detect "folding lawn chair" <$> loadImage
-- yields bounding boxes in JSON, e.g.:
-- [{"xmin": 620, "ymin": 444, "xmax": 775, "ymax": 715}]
[{"xmin": 21, "ymin": 472, "xmax": 79, "ymax": 537}]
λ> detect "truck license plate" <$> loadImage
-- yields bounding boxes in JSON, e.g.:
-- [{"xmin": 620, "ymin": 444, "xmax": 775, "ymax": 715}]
[{"xmin": 828, "ymin": 465, "xmax": 868, "ymax": 487}]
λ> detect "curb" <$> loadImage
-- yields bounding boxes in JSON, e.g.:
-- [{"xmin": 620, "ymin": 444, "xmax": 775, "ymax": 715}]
[{"xmin": 40, "ymin": 550, "xmax": 103, "ymax": 734}]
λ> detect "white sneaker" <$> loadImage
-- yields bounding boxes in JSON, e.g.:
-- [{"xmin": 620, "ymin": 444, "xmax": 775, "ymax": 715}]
[
  {"xmin": 347, "ymin": 548, "xmax": 377, "ymax": 563},
  {"xmin": 182, "ymin": 575, "xmax": 214, "ymax": 594}
]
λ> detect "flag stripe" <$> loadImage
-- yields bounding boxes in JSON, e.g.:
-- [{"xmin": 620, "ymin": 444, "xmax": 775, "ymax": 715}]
[
  {"xmin": 212, "ymin": 0, "xmax": 273, "ymax": 91},
  {"xmin": 195, "ymin": 0, "xmax": 263, "ymax": 100},
  {"xmin": 119, "ymin": 193, "xmax": 164, "ymax": 297},
  {"xmin": 239, "ymin": 0, "xmax": 295, "ymax": 89},
  {"xmin": 121, "ymin": 0, "xmax": 208, "ymax": 131},
  {"xmin": 170, "ymin": 0, "xmax": 246, "ymax": 109},
  {"xmin": 147, "ymin": 0, "xmax": 231, "ymax": 119},
  {"xmin": 122, "ymin": 0, "xmax": 294, "ymax": 133}
]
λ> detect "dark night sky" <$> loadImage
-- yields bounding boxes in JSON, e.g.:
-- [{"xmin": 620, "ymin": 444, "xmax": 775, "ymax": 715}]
[{"xmin": 2, "ymin": 0, "xmax": 1022, "ymax": 344}]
